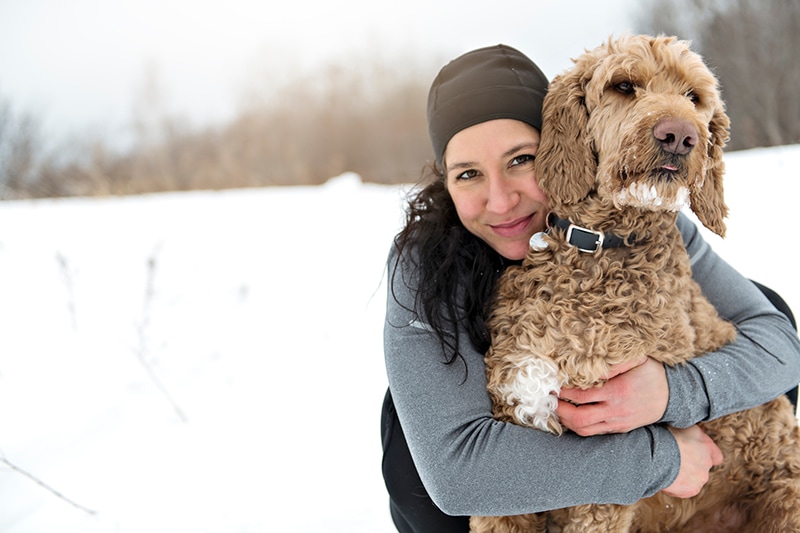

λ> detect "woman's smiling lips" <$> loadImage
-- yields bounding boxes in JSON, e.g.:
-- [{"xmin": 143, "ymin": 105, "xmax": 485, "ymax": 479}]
[{"xmin": 489, "ymin": 214, "xmax": 535, "ymax": 238}]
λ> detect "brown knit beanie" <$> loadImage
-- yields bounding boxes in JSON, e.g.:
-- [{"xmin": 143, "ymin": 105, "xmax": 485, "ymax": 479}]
[{"xmin": 427, "ymin": 44, "xmax": 548, "ymax": 166}]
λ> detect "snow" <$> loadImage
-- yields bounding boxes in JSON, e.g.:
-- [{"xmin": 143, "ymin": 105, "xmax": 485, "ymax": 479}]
[{"xmin": 0, "ymin": 146, "xmax": 799, "ymax": 532}]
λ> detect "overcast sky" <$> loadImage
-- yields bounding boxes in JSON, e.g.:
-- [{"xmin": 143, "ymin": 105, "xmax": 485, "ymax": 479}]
[{"xmin": 0, "ymin": 0, "xmax": 641, "ymax": 143}]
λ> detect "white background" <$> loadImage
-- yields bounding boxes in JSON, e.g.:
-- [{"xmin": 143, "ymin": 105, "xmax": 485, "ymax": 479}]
[{"xmin": 0, "ymin": 144, "xmax": 798, "ymax": 532}]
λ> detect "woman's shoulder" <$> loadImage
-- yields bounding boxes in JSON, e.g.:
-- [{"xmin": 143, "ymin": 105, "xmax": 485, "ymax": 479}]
[
  {"xmin": 676, "ymin": 211, "xmax": 696, "ymax": 238},
  {"xmin": 676, "ymin": 212, "xmax": 708, "ymax": 261}
]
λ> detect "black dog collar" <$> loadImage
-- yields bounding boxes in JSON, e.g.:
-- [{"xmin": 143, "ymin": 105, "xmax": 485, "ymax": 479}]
[{"xmin": 547, "ymin": 213, "xmax": 633, "ymax": 253}]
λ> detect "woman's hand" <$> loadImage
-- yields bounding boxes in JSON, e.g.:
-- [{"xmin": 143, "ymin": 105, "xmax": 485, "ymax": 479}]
[
  {"xmin": 556, "ymin": 357, "xmax": 669, "ymax": 436},
  {"xmin": 663, "ymin": 425, "xmax": 723, "ymax": 498}
]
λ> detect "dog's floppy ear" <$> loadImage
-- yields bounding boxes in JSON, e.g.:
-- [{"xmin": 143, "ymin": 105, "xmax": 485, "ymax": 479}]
[
  {"xmin": 690, "ymin": 106, "xmax": 730, "ymax": 237},
  {"xmin": 535, "ymin": 68, "xmax": 596, "ymax": 207}
]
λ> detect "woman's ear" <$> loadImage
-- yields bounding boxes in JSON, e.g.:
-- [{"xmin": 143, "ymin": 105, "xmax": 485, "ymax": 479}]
[
  {"xmin": 690, "ymin": 106, "xmax": 730, "ymax": 237},
  {"xmin": 535, "ymin": 69, "xmax": 596, "ymax": 208}
]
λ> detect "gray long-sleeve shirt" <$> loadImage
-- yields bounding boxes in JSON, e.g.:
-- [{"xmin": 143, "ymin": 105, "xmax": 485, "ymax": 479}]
[{"xmin": 383, "ymin": 213, "xmax": 800, "ymax": 517}]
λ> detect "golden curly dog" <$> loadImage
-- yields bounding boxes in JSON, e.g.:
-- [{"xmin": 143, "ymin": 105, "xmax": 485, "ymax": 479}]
[{"xmin": 470, "ymin": 35, "xmax": 800, "ymax": 533}]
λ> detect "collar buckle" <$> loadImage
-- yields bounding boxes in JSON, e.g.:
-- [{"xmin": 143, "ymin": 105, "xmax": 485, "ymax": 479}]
[
  {"xmin": 547, "ymin": 212, "xmax": 632, "ymax": 253},
  {"xmin": 566, "ymin": 224, "xmax": 604, "ymax": 253}
]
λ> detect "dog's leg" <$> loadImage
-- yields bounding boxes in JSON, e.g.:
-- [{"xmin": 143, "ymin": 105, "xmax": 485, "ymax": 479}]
[
  {"xmin": 691, "ymin": 397, "xmax": 800, "ymax": 533},
  {"xmin": 560, "ymin": 504, "xmax": 633, "ymax": 533},
  {"xmin": 735, "ymin": 397, "xmax": 800, "ymax": 533},
  {"xmin": 469, "ymin": 513, "xmax": 547, "ymax": 533},
  {"xmin": 747, "ymin": 479, "xmax": 800, "ymax": 533}
]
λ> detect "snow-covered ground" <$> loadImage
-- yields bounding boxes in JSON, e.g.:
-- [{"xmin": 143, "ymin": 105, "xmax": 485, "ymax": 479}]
[{"xmin": 0, "ymin": 145, "xmax": 798, "ymax": 532}]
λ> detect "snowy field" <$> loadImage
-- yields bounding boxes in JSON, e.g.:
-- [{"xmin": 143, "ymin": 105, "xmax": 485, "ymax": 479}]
[{"xmin": 0, "ymin": 144, "xmax": 798, "ymax": 532}]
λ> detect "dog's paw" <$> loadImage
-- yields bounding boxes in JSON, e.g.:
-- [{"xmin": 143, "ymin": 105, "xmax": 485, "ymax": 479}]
[{"xmin": 496, "ymin": 357, "xmax": 563, "ymax": 433}]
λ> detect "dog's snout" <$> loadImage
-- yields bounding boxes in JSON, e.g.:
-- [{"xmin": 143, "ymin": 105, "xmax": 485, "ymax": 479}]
[{"xmin": 653, "ymin": 118, "xmax": 698, "ymax": 155}]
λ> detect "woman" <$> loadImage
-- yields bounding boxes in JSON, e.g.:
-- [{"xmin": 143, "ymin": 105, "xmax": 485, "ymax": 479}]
[{"xmin": 381, "ymin": 44, "xmax": 800, "ymax": 532}]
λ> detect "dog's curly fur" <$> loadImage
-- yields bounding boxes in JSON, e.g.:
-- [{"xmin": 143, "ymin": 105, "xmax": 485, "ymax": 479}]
[{"xmin": 469, "ymin": 35, "xmax": 800, "ymax": 533}]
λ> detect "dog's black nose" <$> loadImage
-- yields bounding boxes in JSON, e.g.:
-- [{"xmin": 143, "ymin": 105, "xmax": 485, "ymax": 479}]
[{"xmin": 654, "ymin": 118, "xmax": 698, "ymax": 155}]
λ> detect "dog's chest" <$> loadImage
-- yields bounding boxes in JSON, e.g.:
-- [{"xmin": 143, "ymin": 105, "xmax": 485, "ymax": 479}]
[
  {"xmin": 492, "ymin": 239, "xmax": 695, "ymax": 385},
  {"xmin": 509, "ymin": 239, "xmax": 688, "ymax": 314}
]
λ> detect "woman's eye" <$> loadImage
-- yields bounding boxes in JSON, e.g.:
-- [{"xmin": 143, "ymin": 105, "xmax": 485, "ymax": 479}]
[
  {"xmin": 456, "ymin": 169, "xmax": 480, "ymax": 180},
  {"xmin": 510, "ymin": 154, "xmax": 535, "ymax": 167}
]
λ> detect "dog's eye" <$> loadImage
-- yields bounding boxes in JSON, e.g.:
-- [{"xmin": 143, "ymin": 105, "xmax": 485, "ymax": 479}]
[
  {"xmin": 614, "ymin": 81, "xmax": 635, "ymax": 95},
  {"xmin": 687, "ymin": 90, "xmax": 700, "ymax": 104}
]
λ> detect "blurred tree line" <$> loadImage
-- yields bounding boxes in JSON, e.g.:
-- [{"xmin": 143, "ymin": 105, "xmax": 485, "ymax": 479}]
[
  {"xmin": 0, "ymin": 57, "xmax": 439, "ymax": 199},
  {"xmin": 1, "ymin": 0, "xmax": 797, "ymax": 199}
]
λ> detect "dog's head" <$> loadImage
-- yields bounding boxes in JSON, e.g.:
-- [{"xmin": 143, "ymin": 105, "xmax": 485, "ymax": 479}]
[{"xmin": 535, "ymin": 34, "xmax": 730, "ymax": 236}]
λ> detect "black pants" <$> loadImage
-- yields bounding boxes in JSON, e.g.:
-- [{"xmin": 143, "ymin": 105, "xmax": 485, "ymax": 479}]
[
  {"xmin": 380, "ymin": 281, "xmax": 798, "ymax": 533},
  {"xmin": 381, "ymin": 388, "xmax": 470, "ymax": 532}
]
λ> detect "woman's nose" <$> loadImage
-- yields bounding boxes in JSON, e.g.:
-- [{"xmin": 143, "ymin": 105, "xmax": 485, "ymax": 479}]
[{"xmin": 485, "ymin": 175, "xmax": 519, "ymax": 214}]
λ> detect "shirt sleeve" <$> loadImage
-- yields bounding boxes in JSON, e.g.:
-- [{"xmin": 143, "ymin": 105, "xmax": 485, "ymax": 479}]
[
  {"xmin": 383, "ymin": 245, "xmax": 680, "ymax": 517},
  {"xmin": 660, "ymin": 213, "xmax": 800, "ymax": 428}
]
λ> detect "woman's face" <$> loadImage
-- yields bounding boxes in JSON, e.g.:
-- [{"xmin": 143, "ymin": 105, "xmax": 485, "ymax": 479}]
[{"xmin": 444, "ymin": 119, "xmax": 549, "ymax": 260}]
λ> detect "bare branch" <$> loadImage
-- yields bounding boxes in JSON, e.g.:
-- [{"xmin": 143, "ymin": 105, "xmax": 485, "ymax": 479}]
[
  {"xmin": 0, "ymin": 451, "xmax": 97, "ymax": 516},
  {"xmin": 133, "ymin": 248, "xmax": 188, "ymax": 422}
]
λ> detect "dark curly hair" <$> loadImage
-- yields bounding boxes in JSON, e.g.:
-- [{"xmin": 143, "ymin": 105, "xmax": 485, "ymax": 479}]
[{"xmin": 390, "ymin": 163, "xmax": 514, "ymax": 367}]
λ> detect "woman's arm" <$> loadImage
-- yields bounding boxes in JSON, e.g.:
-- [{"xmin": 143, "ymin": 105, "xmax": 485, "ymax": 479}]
[
  {"xmin": 383, "ymin": 245, "xmax": 680, "ymax": 517},
  {"xmin": 660, "ymin": 213, "xmax": 800, "ymax": 428}
]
